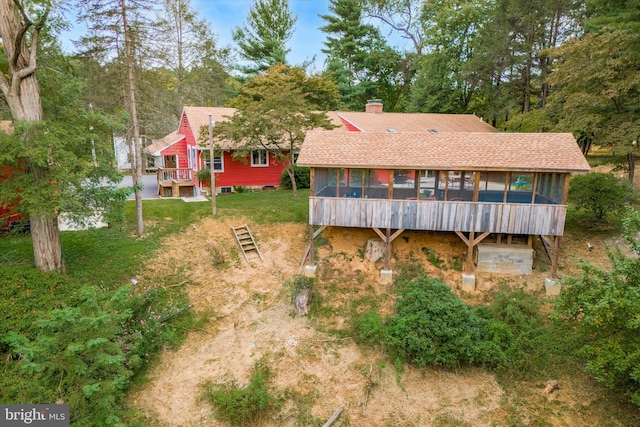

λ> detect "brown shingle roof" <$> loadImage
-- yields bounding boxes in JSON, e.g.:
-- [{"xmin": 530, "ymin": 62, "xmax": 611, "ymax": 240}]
[
  {"xmin": 145, "ymin": 130, "xmax": 184, "ymax": 155},
  {"xmin": 297, "ymin": 132, "xmax": 591, "ymax": 173},
  {"xmin": 336, "ymin": 112, "xmax": 496, "ymax": 133}
]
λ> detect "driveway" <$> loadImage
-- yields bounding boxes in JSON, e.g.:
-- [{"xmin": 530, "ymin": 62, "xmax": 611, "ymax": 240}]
[{"xmin": 118, "ymin": 174, "xmax": 160, "ymax": 200}]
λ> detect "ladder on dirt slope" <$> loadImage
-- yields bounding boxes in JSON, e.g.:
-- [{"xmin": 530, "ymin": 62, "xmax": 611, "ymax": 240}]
[{"xmin": 231, "ymin": 225, "xmax": 263, "ymax": 262}]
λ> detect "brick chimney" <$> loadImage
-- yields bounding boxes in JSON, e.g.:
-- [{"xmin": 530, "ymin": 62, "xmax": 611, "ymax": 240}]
[{"xmin": 365, "ymin": 99, "xmax": 383, "ymax": 113}]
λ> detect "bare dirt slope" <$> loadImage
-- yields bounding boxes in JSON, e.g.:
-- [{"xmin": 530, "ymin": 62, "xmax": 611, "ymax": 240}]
[{"xmin": 130, "ymin": 215, "xmax": 636, "ymax": 426}]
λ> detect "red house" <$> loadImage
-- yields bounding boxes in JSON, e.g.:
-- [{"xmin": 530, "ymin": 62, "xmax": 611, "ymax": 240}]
[
  {"xmin": 146, "ymin": 102, "xmax": 495, "ymax": 197},
  {"xmin": 146, "ymin": 106, "xmax": 291, "ymax": 197}
]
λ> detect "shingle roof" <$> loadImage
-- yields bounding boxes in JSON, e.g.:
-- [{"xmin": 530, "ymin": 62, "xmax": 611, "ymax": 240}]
[
  {"xmin": 336, "ymin": 112, "xmax": 496, "ymax": 133},
  {"xmin": 297, "ymin": 132, "xmax": 591, "ymax": 173},
  {"xmin": 145, "ymin": 130, "xmax": 184, "ymax": 155}
]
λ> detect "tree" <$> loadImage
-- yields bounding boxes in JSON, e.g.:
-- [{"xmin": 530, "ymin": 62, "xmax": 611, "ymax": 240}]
[
  {"xmin": 0, "ymin": 0, "xmax": 64, "ymax": 272},
  {"xmin": 320, "ymin": 0, "xmax": 405, "ymax": 111},
  {"xmin": 213, "ymin": 64, "xmax": 339, "ymax": 196},
  {"xmin": 232, "ymin": 0, "xmax": 297, "ymax": 75},
  {"xmin": 568, "ymin": 172, "xmax": 636, "ymax": 223},
  {"xmin": 361, "ymin": 0, "xmax": 426, "ymax": 54},
  {"xmin": 77, "ymin": 0, "xmax": 153, "ymax": 237},
  {"xmin": 0, "ymin": 1, "xmax": 128, "ymax": 272},
  {"xmin": 555, "ymin": 208, "xmax": 640, "ymax": 407},
  {"xmin": 153, "ymin": 0, "xmax": 233, "ymax": 112}
]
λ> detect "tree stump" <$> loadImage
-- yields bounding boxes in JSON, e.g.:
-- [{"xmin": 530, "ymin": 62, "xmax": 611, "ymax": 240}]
[{"xmin": 293, "ymin": 287, "xmax": 312, "ymax": 316}]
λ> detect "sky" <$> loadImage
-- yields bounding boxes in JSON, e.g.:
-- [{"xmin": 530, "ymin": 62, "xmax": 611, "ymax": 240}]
[
  {"xmin": 192, "ymin": 0, "xmax": 333, "ymax": 71},
  {"xmin": 60, "ymin": 0, "xmax": 408, "ymax": 73}
]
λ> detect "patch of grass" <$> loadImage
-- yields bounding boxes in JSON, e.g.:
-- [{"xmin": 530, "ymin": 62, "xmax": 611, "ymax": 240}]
[
  {"xmin": 422, "ymin": 247, "xmax": 446, "ymax": 269},
  {"xmin": 202, "ymin": 361, "xmax": 281, "ymax": 426},
  {"xmin": 216, "ymin": 189, "xmax": 309, "ymax": 224}
]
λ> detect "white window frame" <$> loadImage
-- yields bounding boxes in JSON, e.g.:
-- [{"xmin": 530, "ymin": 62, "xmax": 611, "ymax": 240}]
[
  {"xmin": 251, "ymin": 150, "xmax": 269, "ymax": 167},
  {"xmin": 204, "ymin": 152, "xmax": 224, "ymax": 173}
]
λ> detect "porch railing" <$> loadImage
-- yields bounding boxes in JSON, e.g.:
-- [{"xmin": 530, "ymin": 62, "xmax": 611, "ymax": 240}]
[{"xmin": 157, "ymin": 167, "xmax": 193, "ymax": 183}]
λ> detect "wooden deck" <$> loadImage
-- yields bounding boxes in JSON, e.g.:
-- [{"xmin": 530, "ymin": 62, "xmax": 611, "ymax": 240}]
[
  {"xmin": 309, "ymin": 197, "xmax": 567, "ymax": 236},
  {"xmin": 157, "ymin": 167, "xmax": 195, "ymax": 198}
]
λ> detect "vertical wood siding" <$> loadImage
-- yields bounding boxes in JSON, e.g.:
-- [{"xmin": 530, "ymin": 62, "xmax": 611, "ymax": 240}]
[{"xmin": 309, "ymin": 197, "xmax": 567, "ymax": 236}]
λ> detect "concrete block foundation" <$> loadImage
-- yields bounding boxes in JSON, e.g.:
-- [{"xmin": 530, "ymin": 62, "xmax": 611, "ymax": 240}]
[{"xmin": 476, "ymin": 244, "xmax": 533, "ymax": 275}]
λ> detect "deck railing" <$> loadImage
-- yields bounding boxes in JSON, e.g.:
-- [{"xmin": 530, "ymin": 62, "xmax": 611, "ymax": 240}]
[
  {"xmin": 157, "ymin": 167, "xmax": 193, "ymax": 183},
  {"xmin": 309, "ymin": 197, "xmax": 567, "ymax": 236}
]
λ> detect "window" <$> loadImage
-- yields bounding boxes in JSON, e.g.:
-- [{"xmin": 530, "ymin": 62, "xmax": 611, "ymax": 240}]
[
  {"xmin": 251, "ymin": 150, "xmax": 268, "ymax": 167},
  {"xmin": 205, "ymin": 154, "xmax": 224, "ymax": 172}
]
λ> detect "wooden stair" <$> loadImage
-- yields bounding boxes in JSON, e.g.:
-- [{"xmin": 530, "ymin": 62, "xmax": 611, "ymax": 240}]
[{"xmin": 231, "ymin": 225, "xmax": 263, "ymax": 262}]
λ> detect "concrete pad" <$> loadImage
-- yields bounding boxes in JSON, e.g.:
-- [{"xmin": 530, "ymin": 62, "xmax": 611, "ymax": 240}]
[
  {"xmin": 544, "ymin": 278, "xmax": 561, "ymax": 296},
  {"xmin": 380, "ymin": 269, "xmax": 393, "ymax": 285},
  {"xmin": 461, "ymin": 274, "xmax": 476, "ymax": 293},
  {"xmin": 182, "ymin": 195, "xmax": 208, "ymax": 202},
  {"xmin": 303, "ymin": 265, "xmax": 317, "ymax": 278}
]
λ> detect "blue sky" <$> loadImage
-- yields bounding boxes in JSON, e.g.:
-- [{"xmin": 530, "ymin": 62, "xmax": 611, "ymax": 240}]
[
  {"xmin": 192, "ymin": 0, "xmax": 332, "ymax": 71},
  {"xmin": 60, "ymin": 1, "xmax": 407, "ymax": 72}
]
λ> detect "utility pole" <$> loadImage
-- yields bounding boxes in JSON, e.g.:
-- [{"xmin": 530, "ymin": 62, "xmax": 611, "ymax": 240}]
[{"xmin": 209, "ymin": 114, "xmax": 217, "ymax": 216}]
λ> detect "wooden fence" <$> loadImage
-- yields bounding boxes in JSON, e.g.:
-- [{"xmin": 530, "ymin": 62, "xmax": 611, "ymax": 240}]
[{"xmin": 309, "ymin": 197, "xmax": 567, "ymax": 236}]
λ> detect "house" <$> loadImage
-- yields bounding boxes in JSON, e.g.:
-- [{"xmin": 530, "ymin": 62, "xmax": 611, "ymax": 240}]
[
  {"xmin": 147, "ymin": 106, "xmax": 299, "ymax": 197},
  {"xmin": 296, "ymin": 129, "xmax": 591, "ymax": 280},
  {"xmin": 147, "ymin": 101, "xmax": 495, "ymax": 198}
]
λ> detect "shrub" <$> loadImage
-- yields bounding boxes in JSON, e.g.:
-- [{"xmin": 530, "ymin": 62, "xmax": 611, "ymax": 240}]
[
  {"xmin": 478, "ymin": 286, "xmax": 548, "ymax": 374},
  {"xmin": 1, "ymin": 284, "xmax": 188, "ymax": 425},
  {"xmin": 196, "ymin": 167, "xmax": 212, "ymax": 185},
  {"xmin": 352, "ymin": 309, "xmax": 385, "ymax": 346},
  {"xmin": 554, "ymin": 208, "xmax": 640, "ymax": 406},
  {"xmin": 568, "ymin": 172, "xmax": 635, "ymax": 222},
  {"xmin": 280, "ymin": 165, "xmax": 310, "ymax": 189},
  {"xmin": 385, "ymin": 277, "xmax": 501, "ymax": 368},
  {"xmin": 202, "ymin": 361, "xmax": 279, "ymax": 426}
]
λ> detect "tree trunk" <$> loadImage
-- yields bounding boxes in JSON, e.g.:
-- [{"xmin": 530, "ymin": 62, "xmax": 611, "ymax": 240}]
[
  {"xmin": 121, "ymin": 0, "xmax": 144, "ymax": 236},
  {"xmin": 628, "ymin": 152, "xmax": 636, "ymax": 183},
  {"xmin": 31, "ymin": 215, "xmax": 65, "ymax": 273},
  {"xmin": 286, "ymin": 165, "xmax": 298, "ymax": 197}
]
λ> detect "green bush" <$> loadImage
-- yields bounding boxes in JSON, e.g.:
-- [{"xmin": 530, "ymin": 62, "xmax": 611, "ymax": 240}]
[
  {"xmin": 385, "ymin": 277, "xmax": 501, "ymax": 368},
  {"xmin": 478, "ymin": 287, "xmax": 548, "ymax": 374},
  {"xmin": 554, "ymin": 208, "xmax": 640, "ymax": 406},
  {"xmin": 1, "ymin": 284, "xmax": 188, "ymax": 425},
  {"xmin": 280, "ymin": 165, "xmax": 310, "ymax": 189},
  {"xmin": 352, "ymin": 309, "xmax": 386, "ymax": 346},
  {"xmin": 568, "ymin": 172, "xmax": 635, "ymax": 222},
  {"xmin": 202, "ymin": 361, "xmax": 280, "ymax": 426}
]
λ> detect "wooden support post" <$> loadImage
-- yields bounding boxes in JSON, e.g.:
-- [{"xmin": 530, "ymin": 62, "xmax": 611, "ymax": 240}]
[
  {"xmin": 309, "ymin": 168, "xmax": 315, "ymax": 197},
  {"xmin": 385, "ymin": 227, "xmax": 391, "ymax": 269},
  {"xmin": 388, "ymin": 170, "xmax": 394, "ymax": 199},
  {"xmin": 551, "ymin": 236, "xmax": 561, "ymax": 278},
  {"xmin": 467, "ymin": 231, "xmax": 475, "ymax": 271},
  {"xmin": 309, "ymin": 224, "xmax": 315, "ymax": 266},
  {"xmin": 455, "ymin": 231, "xmax": 490, "ymax": 272}
]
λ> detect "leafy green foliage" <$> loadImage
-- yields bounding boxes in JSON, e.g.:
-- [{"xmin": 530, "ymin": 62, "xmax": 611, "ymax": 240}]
[
  {"xmin": 385, "ymin": 277, "xmax": 501, "ymax": 368},
  {"xmin": 280, "ymin": 164, "xmax": 310, "ymax": 189},
  {"xmin": 231, "ymin": 0, "xmax": 297, "ymax": 74},
  {"xmin": 479, "ymin": 287, "xmax": 552, "ymax": 375},
  {"xmin": 352, "ymin": 309, "xmax": 386, "ymax": 346},
  {"xmin": 214, "ymin": 64, "xmax": 338, "ymax": 195},
  {"xmin": 568, "ymin": 172, "xmax": 635, "ymax": 222},
  {"xmin": 1, "ymin": 283, "xmax": 188, "ymax": 425},
  {"xmin": 202, "ymin": 361, "xmax": 280, "ymax": 426},
  {"xmin": 554, "ymin": 208, "xmax": 640, "ymax": 406}
]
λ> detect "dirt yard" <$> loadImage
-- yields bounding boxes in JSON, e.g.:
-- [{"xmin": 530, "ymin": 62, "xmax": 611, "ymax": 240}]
[{"xmin": 127, "ymin": 204, "xmax": 638, "ymax": 426}]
